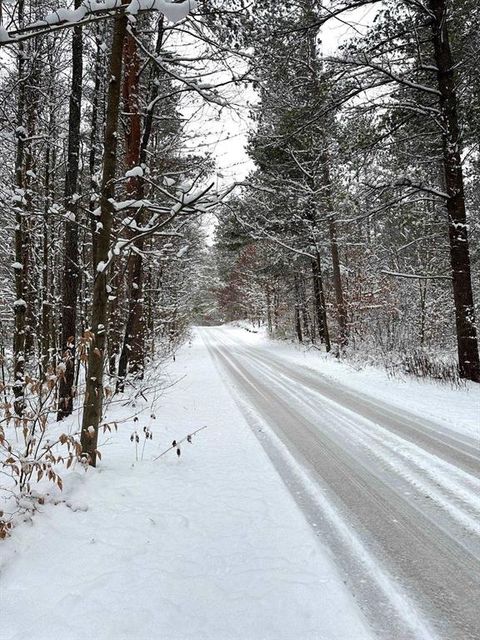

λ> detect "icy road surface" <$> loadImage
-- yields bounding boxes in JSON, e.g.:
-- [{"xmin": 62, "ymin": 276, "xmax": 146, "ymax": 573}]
[{"xmin": 200, "ymin": 326, "xmax": 480, "ymax": 640}]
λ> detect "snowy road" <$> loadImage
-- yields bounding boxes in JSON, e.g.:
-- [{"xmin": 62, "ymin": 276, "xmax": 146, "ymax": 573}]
[{"xmin": 200, "ymin": 326, "xmax": 480, "ymax": 640}]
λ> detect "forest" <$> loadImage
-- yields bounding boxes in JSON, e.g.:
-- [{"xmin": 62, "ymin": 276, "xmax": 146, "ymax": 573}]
[
  {"xmin": 1, "ymin": 2, "xmax": 479, "ymax": 638},
  {"xmin": 0, "ymin": 0, "xmax": 478, "ymax": 514}
]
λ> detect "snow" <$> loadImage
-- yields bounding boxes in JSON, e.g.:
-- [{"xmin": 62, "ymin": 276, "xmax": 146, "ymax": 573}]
[
  {"xmin": 112, "ymin": 198, "xmax": 151, "ymax": 211},
  {"xmin": 125, "ymin": 165, "xmax": 144, "ymax": 178},
  {"xmin": 176, "ymin": 245, "xmax": 189, "ymax": 258},
  {"xmin": 4, "ymin": 325, "xmax": 475, "ymax": 639},
  {"xmin": 223, "ymin": 323, "xmax": 479, "ymax": 441},
  {"xmin": 23, "ymin": 0, "xmax": 196, "ymax": 36},
  {"xmin": 1, "ymin": 333, "xmax": 372, "ymax": 640},
  {"xmin": 0, "ymin": 25, "xmax": 11, "ymax": 43},
  {"xmin": 126, "ymin": 0, "xmax": 197, "ymax": 23},
  {"xmin": 42, "ymin": 7, "xmax": 88, "ymax": 25}
]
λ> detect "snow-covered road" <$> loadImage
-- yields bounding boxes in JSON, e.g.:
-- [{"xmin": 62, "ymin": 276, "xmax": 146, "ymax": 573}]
[{"xmin": 200, "ymin": 326, "xmax": 480, "ymax": 640}]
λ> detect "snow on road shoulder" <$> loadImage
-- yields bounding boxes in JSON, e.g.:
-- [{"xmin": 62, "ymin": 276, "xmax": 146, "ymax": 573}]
[
  {"xmin": 218, "ymin": 324, "xmax": 479, "ymax": 441},
  {"xmin": 1, "ymin": 331, "xmax": 372, "ymax": 640}
]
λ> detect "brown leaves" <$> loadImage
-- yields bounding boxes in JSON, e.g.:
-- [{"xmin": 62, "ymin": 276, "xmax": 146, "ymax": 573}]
[
  {"xmin": 0, "ymin": 360, "xmax": 88, "ymax": 540},
  {"xmin": 83, "ymin": 329, "xmax": 94, "ymax": 343},
  {"xmin": 78, "ymin": 330, "xmax": 94, "ymax": 363},
  {"xmin": 0, "ymin": 518, "xmax": 12, "ymax": 540},
  {"xmin": 101, "ymin": 421, "xmax": 118, "ymax": 433},
  {"xmin": 39, "ymin": 414, "xmax": 48, "ymax": 431}
]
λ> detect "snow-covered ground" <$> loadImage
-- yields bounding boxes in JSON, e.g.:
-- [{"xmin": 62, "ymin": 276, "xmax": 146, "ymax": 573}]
[
  {"xmin": 1, "ymin": 330, "xmax": 372, "ymax": 640},
  {"xmin": 2, "ymin": 324, "xmax": 479, "ymax": 640}
]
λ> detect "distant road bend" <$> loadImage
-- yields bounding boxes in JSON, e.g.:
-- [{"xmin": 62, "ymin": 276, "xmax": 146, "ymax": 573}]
[{"xmin": 200, "ymin": 326, "xmax": 480, "ymax": 640}]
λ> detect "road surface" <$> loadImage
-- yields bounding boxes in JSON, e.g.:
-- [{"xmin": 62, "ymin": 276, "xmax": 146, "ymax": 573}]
[{"xmin": 200, "ymin": 326, "xmax": 480, "ymax": 640}]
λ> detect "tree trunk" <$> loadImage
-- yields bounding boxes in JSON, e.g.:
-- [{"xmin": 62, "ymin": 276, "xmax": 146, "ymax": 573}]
[
  {"xmin": 116, "ymin": 26, "xmax": 144, "ymax": 391},
  {"xmin": 322, "ymin": 158, "xmax": 347, "ymax": 348},
  {"xmin": 40, "ymin": 91, "xmax": 55, "ymax": 378},
  {"xmin": 273, "ymin": 284, "xmax": 279, "ymax": 335},
  {"xmin": 265, "ymin": 283, "xmax": 273, "ymax": 336},
  {"xmin": 12, "ymin": 0, "xmax": 27, "ymax": 416},
  {"xmin": 117, "ymin": 18, "xmax": 165, "ymax": 390},
  {"xmin": 81, "ymin": 13, "xmax": 128, "ymax": 465},
  {"xmin": 108, "ymin": 265, "xmax": 122, "ymax": 376},
  {"xmin": 294, "ymin": 275, "xmax": 303, "ymax": 343},
  {"xmin": 58, "ymin": 0, "xmax": 83, "ymax": 419},
  {"xmin": 311, "ymin": 252, "xmax": 331, "ymax": 352},
  {"xmin": 429, "ymin": 0, "xmax": 480, "ymax": 382},
  {"xmin": 89, "ymin": 23, "xmax": 105, "ymax": 273},
  {"xmin": 299, "ymin": 275, "xmax": 312, "ymax": 343},
  {"xmin": 23, "ymin": 76, "xmax": 39, "ymax": 362}
]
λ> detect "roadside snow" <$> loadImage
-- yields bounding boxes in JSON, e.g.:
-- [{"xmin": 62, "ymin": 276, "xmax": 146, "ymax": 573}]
[
  {"xmin": 223, "ymin": 323, "xmax": 479, "ymax": 441},
  {"xmin": 1, "ymin": 332, "xmax": 372, "ymax": 640}
]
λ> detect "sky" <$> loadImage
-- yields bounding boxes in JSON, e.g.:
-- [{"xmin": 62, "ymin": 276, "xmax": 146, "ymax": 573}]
[
  {"xmin": 207, "ymin": 4, "xmax": 379, "ymax": 186},
  {"xmin": 184, "ymin": 1, "xmax": 377, "ymax": 245},
  {"xmin": 176, "ymin": 0, "xmax": 378, "ymax": 249}
]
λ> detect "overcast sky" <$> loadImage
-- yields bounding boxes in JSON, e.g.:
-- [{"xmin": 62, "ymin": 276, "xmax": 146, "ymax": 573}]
[{"xmin": 207, "ymin": 4, "xmax": 378, "ymax": 186}]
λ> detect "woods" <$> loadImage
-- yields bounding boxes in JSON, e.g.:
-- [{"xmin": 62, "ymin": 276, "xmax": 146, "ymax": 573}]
[
  {"xmin": 0, "ymin": 4, "xmax": 479, "ymax": 640},
  {"xmin": 215, "ymin": 0, "xmax": 480, "ymax": 383},
  {"xmin": 0, "ymin": 0, "xmax": 479, "ymax": 538}
]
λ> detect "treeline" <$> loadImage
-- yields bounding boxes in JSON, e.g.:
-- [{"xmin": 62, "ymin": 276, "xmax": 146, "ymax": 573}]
[{"xmin": 214, "ymin": 0, "xmax": 480, "ymax": 383}]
